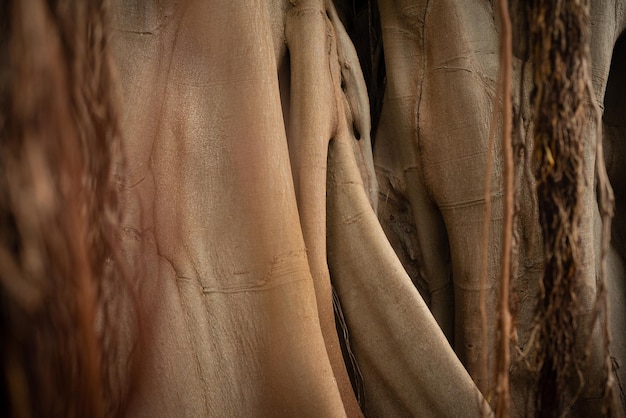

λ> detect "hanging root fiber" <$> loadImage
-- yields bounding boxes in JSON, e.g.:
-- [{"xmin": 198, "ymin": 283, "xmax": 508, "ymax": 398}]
[
  {"xmin": 0, "ymin": 1, "xmax": 125, "ymax": 417},
  {"xmin": 494, "ymin": 0, "xmax": 514, "ymax": 416},
  {"xmin": 529, "ymin": 0, "xmax": 591, "ymax": 416}
]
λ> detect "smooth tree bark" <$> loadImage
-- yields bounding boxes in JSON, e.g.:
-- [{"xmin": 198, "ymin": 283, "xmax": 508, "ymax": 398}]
[
  {"xmin": 112, "ymin": 0, "xmax": 356, "ymax": 415},
  {"xmin": 109, "ymin": 0, "xmax": 493, "ymax": 415},
  {"xmin": 110, "ymin": 0, "xmax": 491, "ymax": 415}
]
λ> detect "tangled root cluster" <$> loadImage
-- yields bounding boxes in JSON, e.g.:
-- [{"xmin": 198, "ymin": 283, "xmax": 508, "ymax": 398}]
[
  {"xmin": 0, "ymin": 1, "xmax": 125, "ymax": 417},
  {"xmin": 529, "ymin": 0, "xmax": 591, "ymax": 416}
]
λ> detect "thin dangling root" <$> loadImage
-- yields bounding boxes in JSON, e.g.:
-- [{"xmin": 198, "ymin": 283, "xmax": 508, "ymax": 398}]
[{"xmin": 493, "ymin": 0, "xmax": 514, "ymax": 416}]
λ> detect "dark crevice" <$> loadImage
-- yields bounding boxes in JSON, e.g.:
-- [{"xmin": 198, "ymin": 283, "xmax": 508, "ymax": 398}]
[
  {"xmin": 332, "ymin": 286, "xmax": 365, "ymax": 410},
  {"xmin": 335, "ymin": 0, "xmax": 385, "ymax": 148},
  {"xmin": 353, "ymin": 122, "xmax": 361, "ymax": 140},
  {"xmin": 603, "ymin": 30, "xmax": 626, "ymax": 260}
]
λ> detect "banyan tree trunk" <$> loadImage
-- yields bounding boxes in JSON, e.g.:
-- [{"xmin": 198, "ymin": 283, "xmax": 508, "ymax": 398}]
[{"xmin": 1, "ymin": 0, "xmax": 626, "ymax": 417}]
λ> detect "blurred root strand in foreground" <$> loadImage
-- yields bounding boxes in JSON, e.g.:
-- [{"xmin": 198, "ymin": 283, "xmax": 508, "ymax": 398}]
[{"xmin": 0, "ymin": 1, "xmax": 131, "ymax": 417}]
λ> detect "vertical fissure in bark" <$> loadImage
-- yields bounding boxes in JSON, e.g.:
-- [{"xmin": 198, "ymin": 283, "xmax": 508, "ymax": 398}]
[
  {"xmin": 529, "ymin": 1, "xmax": 591, "ymax": 416},
  {"xmin": 333, "ymin": 286, "xmax": 365, "ymax": 409},
  {"xmin": 587, "ymin": 34, "xmax": 618, "ymax": 418}
]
